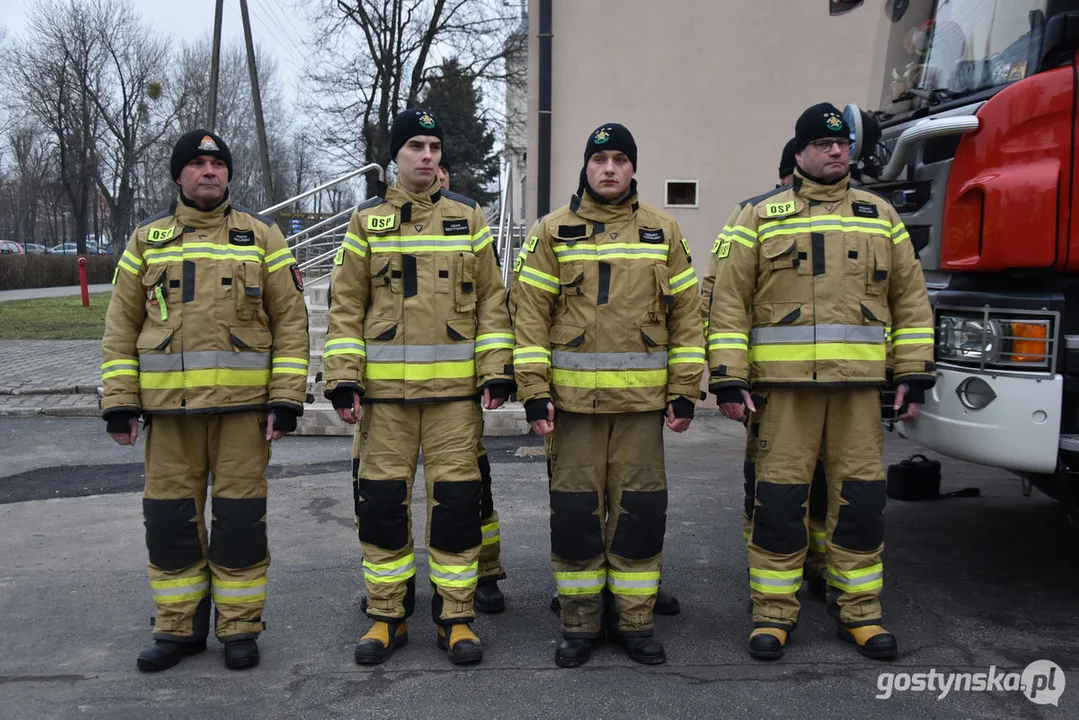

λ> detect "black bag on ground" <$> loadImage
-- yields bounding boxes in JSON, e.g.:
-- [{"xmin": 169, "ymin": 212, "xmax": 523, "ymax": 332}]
[{"xmin": 886, "ymin": 454, "xmax": 980, "ymax": 501}]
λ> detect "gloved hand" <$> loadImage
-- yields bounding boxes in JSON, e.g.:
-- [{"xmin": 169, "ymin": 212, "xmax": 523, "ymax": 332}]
[
  {"xmin": 104, "ymin": 410, "xmax": 139, "ymax": 434},
  {"xmin": 268, "ymin": 406, "xmax": 299, "ymax": 434}
]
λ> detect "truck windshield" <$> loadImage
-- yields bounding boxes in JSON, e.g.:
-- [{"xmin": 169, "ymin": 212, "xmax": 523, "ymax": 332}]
[{"xmin": 878, "ymin": 0, "xmax": 1047, "ymax": 116}]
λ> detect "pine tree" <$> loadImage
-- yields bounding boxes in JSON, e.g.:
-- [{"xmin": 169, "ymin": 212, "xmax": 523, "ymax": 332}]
[{"xmin": 422, "ymin": 59, "xmax": 499, "ymax": 206}]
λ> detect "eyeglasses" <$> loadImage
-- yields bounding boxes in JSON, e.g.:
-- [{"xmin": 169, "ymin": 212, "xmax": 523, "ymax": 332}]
[{"xmin": 809, "ymin": 138, "xmax": 852, "ymax": 153}]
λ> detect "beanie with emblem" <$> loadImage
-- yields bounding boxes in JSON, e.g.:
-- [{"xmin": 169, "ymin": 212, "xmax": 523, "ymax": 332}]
[
  {"xmin": 389, "ymin": 107, "xmax": 444, "ymax": 162},
  {"xmin": 793, "ymin": 103, "xmax": 849, "ymax": 152},
  {"xmin": 583, "ymin": 123, "xmax": 638, "ymax": 170},
  {"xmin": 170, "ymin": 129, "xmax": 233, "ymax": 181}
]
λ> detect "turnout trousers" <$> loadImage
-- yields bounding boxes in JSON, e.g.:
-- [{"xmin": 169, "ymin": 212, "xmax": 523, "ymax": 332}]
[
  {"xmin": 550, "ymin": 411, "xmax": 667, "ymax": 639},
  {"xmin": 353, "ymin": 400, "xmax": 483, "ymax": 625},
  {"xmin": 748, "ymin": 387, "xmax": 887, "ymax": 630},
  {"xmin": 143, "ymin": 411, "xmax": 271, "ymax": 643}
]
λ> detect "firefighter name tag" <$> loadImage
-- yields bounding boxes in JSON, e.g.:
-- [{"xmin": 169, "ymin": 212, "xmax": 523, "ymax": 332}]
[
  {"xmin": 765, "ymin": 201, "xmax": 797, "ymax": 217},
  {"xmin": 367, "ymin": 214, "xmax": 397, "ymax": 232},
  {"xmin": 147, "ymin": 226, "xmax": 175, "ymax": 242}
]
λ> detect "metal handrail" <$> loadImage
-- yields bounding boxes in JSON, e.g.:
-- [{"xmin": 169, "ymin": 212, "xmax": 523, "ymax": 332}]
[
  {"xmin": 259, "ymin": 163, "xmax": 384, "ymax": 216},
  {"xmin": 298, "ymin": 244, "xmax": 340, "ymax": 272},
  {"xmin": 289, "ymin": 220, "xmax": 349, "ymax": 253},
  {"xmin": 284, "ymin": 207, "xmax": 352, "ymax": 248}
]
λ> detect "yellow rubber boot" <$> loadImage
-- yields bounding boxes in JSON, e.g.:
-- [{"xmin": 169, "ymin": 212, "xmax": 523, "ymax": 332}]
[
  {"xmin": 748, "ymin": 627, "xmax": 789, "ymax": 660},
  {"xmin": 837, "ymin": 624, "xmax": 897, "ymax": 660},
  {"xmin": 437, "ymin": 624, "xmax": 484, "ymax": 665},
  {"xmin": 354, "ymin": 620, "xmax": 408, "ymax": 665}
]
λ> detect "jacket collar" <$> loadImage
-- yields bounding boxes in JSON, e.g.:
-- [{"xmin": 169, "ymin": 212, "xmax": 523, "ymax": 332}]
[
  {"xmin": 174, "ymin": 192, "xmax": 231, "ymax": 230},
  {"xmin": 792, "ymin": 168, "xmax": 849, "ymax": 203},
  {"xmin": 386, "ymin": 178, "xmax": 442, "ymax": 208},
  {"xmin": 569, "ymin": 183, "xmax": 640, "ymax": 223}
]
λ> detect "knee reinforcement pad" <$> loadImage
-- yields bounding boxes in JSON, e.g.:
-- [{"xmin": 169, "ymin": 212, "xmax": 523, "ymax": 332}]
[
  {"xmin": 356, "ymin": 478, "xmax": 409, "ymax": 550},
  {"xmin": 430, "ymin": 480, "xmax": 482, "ymax": 554},
  {"xmin": 478, "ymin": 453, "xmax": 494, "ymax": 519},
  {"xmin": 143, "ymin": 498, "xmax": 203, "ymax": 571},
  {"xmin": 209, "ymin": 497, "xmax": 268, "ymax": 569},
  {"xmin": 743, "ymin": 460, "xmax": 756, "ymax": 521},
  {"xmin": 610, "ymin": 489, "xmax": 668, "ymax": 560},
  {"xmin": 833, "ymin": 480, "xmax": 886, "ymax": 552},
  {"xmin": 751, "ymin": 482, "xmax": 810, "ymax": 555},
  {"xmin": 549, "ymin": 490, "xmax": 603, "ymax": 561}
]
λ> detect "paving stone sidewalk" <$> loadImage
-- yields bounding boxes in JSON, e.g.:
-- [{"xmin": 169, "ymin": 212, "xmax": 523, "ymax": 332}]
[{"xmin": 0, "ymin": 340, "xmax": 102, "ymax": 417}]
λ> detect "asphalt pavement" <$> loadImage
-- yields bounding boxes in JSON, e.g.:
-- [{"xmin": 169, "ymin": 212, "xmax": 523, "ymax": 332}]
[{"xmin": 0, "ymin": 415, "xmax": 1076, "ymax": 719}]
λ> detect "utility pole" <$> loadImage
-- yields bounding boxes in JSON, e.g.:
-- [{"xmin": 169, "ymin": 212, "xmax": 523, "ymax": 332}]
[
  {"xmin": 207, "ymin": 0, "xmax": 224, "ymax": 130},
  {"xmin": 239, "ymin": 0, "xmax": 275, "ymax": 205}
]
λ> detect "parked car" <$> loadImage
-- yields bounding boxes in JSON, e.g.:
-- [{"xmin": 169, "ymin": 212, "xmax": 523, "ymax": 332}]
[
  {"xmin": 0, "ymin": 240, "xmax": 25, "ymax": 254},
  {"xmin": 22, "ymin": 243, "xmax": 46, "ymax": 254},
  {"xmin": 47, "ymin": 242, "xmax": 79, "ymax": 254}
]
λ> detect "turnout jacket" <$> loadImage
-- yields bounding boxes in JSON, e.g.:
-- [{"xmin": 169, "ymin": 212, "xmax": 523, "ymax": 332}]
[
  {"xmin": 101, "ymin": 195, "xmax": 309, "ymax": 416},
  {"xmin": 513, "ymin": 189, "xmax": 705, "ymax": 414},
  {"xmin": 707, "ymin": 171, "xmax": 935, "ymax": 397},
  {"xmin": 322, "ymin": 179, "xmax": 514, "ymax": 403}
]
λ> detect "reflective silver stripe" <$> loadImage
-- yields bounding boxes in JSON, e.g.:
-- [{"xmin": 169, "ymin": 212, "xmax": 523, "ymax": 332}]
[
  {"xmin": 429, "ymin": 566, "xmax": 478, "ymax": 583},
  {"xmin": 513, "ymin": 350, "xmax": 551, "ymax": 364},
  {"xmin": 365, "ymin": 343, "xmax": 476, "ymax": 362},
  {"xmin": 668, "ymin": 350, "xmax": 704, "ymax": 363},
  {"xmin": 475, "ymin": 336, "xmax": 512, "ymax": 351},
  {"xmin": 325, "ymin": 340, "xmax": 365, "ymax": 351},
  {"xmin": 828, "ymin": 569, "xmax": 884, "ymax": 586},
  {"xmin": 138, "ymin": 351, "xmax": 271, "ymax": 371},
  {"xmin": 210, "ymin": 581, "xmax": 266, "ymax": 598},
  {"xmin": 369, "ymin": 237, "xmax": 472, "ymax": 251},
  {"xmin": 551, "ymin": 350, "xmax": 667, "ymax": 370},
  {"xmin": 272, "ymin": 360, "xmax": 308, "ymax": 371},
  {"xmin": 152, "ymin": 580, "xmax": 209, "ymax": 598},
  {"xmin": 519, "ymin": 267, "xmax": 560, "ymax": 291},
  {"xmin": 481, "ymin": 526, "xmax": 499, "ymax": 541},
  {"xmin": 750, "ymin": 325, "xmax": 886, "ymax": 345},
  {"xmin": 363, "ymin": 559, "xmax": 416, "ymax": 579},
  {"xmin": 749, "ymin": 572, "xmax": 802, "ymax": 589},
  {"xmin": 607, "ymin": 576, "xmax": 659, "ymax": 590},
  {"xmin": 555, "ymin": 575, "xmax": 605, "ymax": 591},
  {"xmin": 104, "ymin": 361, "xmax": 139, "ymax": 371},
  {"xmin": 145, "ymin": 247, "xmax": 263, "ymax": 261},
  {"xmin": 893, "ymin": 332, "xmax": 934, "ymax": 340},
  {"xmin": 730, "ymin": 227, "xmax": 757, "ymax": 243},
  {"xmin": 138, "ymin": 354, "xmax": 184, "ymax": 371},
  {"xmin": 342, "ymin": 235, "xmax": 367, "ymax": 254},
  {"xmin": 708, "ymin": 337, "xmax": 747, "ymax": 346},
  {"xmin": 554, "ymin": 246, "xmax": 668, "ymax": 260}
]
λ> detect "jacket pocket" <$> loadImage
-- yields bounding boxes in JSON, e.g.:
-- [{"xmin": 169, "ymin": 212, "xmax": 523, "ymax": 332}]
[
  {"xmin": 860, "ymin": 299, "xmax": 890, "ymax": 325},
  {"xmin": 363, "ymin": 318, "xmax": 399, "ymax": 342},
  {"xmin": 136, "ymin": 327, "xmax": 175, "ymax": 353},
  {"xmin": 141, "ymin": 264, "xmax": 169, "ymax": 318},
  {"xmin": 454, "ymin": 253, "xmax": 477, "ymax": 313},
  {"xmin": 641, "ymin": 324, "xmax": 669, "ymax": 349},
  {"xmin": 447, "ymin": 316, "xmax": 477, "ymax": 341},
  {"xmin": 651, "ymin": 264, "xmax": 671, "ymax": 314},
  {"xmin": 229, "ymin": 325, "xmax": 273, "ymax": 351},
  {"xmin": 865, "ymin": 237, "xmax": 891, "ymax": 296},
  {"xmin": 761, "ymin": 237, "xmax": 797, "ymax": 270},
  {"xmin": 752, "ymin": 302, "xmax": 802, "ymax": 327},
  {"xmin": 372, "ymin": 257, "xmax": 401, "ymax": 294},
  {"xmin": 233, "ymin": 262, "xmax": 264, "ymax": 321},
  {"xmin": 549, "ymin": 323, "xmax": 586, "ymax": 348}
]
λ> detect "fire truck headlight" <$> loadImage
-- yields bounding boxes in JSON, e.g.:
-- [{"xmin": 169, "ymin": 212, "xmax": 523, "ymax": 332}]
[{"xmin": 937, "ymin": 315, "xmax": 1003, "ymax": 363}]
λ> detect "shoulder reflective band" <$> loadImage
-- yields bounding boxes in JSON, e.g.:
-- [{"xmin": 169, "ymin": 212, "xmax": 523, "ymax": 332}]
[
  {"xmin": 367, "ymin": 214, "xmax": 396, "ymax": 231},
  {"xmin": 472, "ymin": 226, "xmax": 494, "ymax": 252},
  {"xmin": 727, "ymin": 226, "xmax": 757, "ymax": 248},
  {"xmin": 147, "ymin": 226, "xmax": 176, "ymax": 242},
  {"xmin": 342, "ymin": 231, "xmax": 368, "ymax": 258},
  {"xmin": 519, "ymin": 266, "xmax": 560, "ymax": 294},
  {"xmin": 265, "ymin": 247, "xmax": 295, "ymax": 273},
  {"xmin": 118, "ymin": 249, "xmax": 142, "ymax": 275},
  {"xmin": 891, "ymin": 223, "xmax": 911, "ymax": 245},
  {"xmin": 765, "ymin": 201, "xmax": 797, "ymax": 217},
  {"xmin": 670, "ymin": 267, "xmax": 697, "ymax": 295}
]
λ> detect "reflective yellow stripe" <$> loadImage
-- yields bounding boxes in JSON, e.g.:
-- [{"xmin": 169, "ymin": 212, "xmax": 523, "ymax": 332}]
[
  {"xmin": 749, "ymin": 567, "xmax": 802, "ymax": 595},
  {"xmin": 265, "ymin": 247, "xmax": 295, "ymax": 273},
  {"xmin": 369, "ymin": 235, "xmax": 473, "ymax": 253},
  {"xmin": 475, "ymin": 333, "xmax": 515, "ymax": 352},
  {"xmin": 892, "ymin": 223, "xmax": 911, "ymax": 244},
  {"xmin": 150, "ymin": 574, "xmax": 209, "ymax": 604},
  {"xmin": 272, "ymin": 356, "xmax": 309, "ymax": 375},
  {"xmin": 472, "ymin": 226, "xmax": 494, "ymax": 252},
  {"xmin": 429, "ymin": 559, "xmax": 479, "ymax": 588},
  {"xmin": 668, "ymin": 347, "xmax": 706, "ymax": 364},
  {"xmin": 342, "ymin": 231, "xmax": 369, "ymax": 257},
  {"xmin": 144, "ymin": 242, "xmax": 265, "ymax": 265},
  {"xmin": 607, "ymin": 569, "xmax": 661, "ymax": 596},
  {"xmin": 119, "ymin": 250, "xmax": 142, "ymax": 274},
  {"xmin": 101, "ymin": 358, "xmax": 139, "ymax": 380},
  {"xmin": 363, "ymin": 553, "xmax": 417, "ymax": 583},
  {"xmin": 554, "ymin": 570, "xmax": 607, "ymax": 596},
  {"xmin": 481, "ymin": 521, "xmax": 500, "ymax": 546},
  {"xmin": 708, "ymin": 332, "xmax": 749, "ymax": 351},
  {"xmin": 519, "ymin": 266, "xmax": 560, "ymax": 294},
  {"xmin": 828, "ymin": 563, "xmax": 883, "ymax": 593},
  {"xmin": 365, "ymin": 360, "xmax": 475, "ymax": 381},
  {"xmin": 748, "ymin": 343, "xmax": 887, "ymax": 363},
  {"xmin": 324, "ymin": 338, "xmax": 366, "ymax": 358},
  {"xmin": 728, "ymin": 226, "xmax": 757, "ymax": 247},
  {"xmin": 211, "ymin": 577, "xmax": 267, "ymax": 604},
  {"xmin": 552, "ymin": 368, "xmax": 666, "ymax": 389},
  {"xmin": 139, "ymin": 368, "xmax": 271, "ymax": 389},
  {"xmin": 809, "ymin": 531, "xmax": 826, "ymax": 553},
  {"xmin": 669, "ymin": 267, "xmax": 698, "ymax": 295},
  {"xmin": 513, "ymin": 346, "xmax": 552, "ymax": 366},
  {"xmin": 553, "ymin": 243, "xmax": 668, "ymax": 262}
]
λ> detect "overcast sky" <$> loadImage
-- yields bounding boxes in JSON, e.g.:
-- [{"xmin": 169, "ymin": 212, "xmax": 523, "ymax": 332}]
[{"xmin": 2, "ymin": 0, "xmax": 313, "ymax": 93}]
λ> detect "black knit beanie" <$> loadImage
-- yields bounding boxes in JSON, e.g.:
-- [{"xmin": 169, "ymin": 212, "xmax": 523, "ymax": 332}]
[
  {"xmin": 170, "ymin": 129, "xmax": 232, "ymax": 181},
  {"xmin": 583, "ymin": 123, "xmax": 637, "ymax": 170},
  {"xmin": 794, "ymin": 103, "xmax": 849, "ymax": 152},
  {"xmin": 390, "ymin": 107, "xmax": 444, "ymax": 162}
]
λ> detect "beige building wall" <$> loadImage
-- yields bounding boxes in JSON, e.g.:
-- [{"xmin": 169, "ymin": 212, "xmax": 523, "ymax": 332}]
[{"xmin": 526, "ymin": 0, "xmax": 888, "ymax": 261}]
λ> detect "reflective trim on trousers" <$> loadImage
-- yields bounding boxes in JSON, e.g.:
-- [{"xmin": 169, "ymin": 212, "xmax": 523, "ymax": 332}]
[
  {"xmin": 211, "ymin": 577, "xmax": 267, "ymax": 604},
  {"xmin": 481, "ymin": 521, "xmax": 500, "ymax": 547},
  {"xmin": 150, "ymin": 574, "xmax": 210, "ymax": 604},
  {"xmin": 809, "ymin": 531, "xmax": 826, "ymax": 554},
  {"xmin": 827, "ymin": 563, "xmax": 884, "ymax": 593},
  {"xmin": 429, "ymin": 559, "xmax": 479, "ymax": 588},
  {"xmin": 363, "ymin": 554, "xmax": 417, "ymax": 584},
  {"xmin": 607, "ymin": 569, "xmax": 660, "ymax": 596},
  {"xmin": 554, "ymin": 570, "xmax": 607, "ymax": 596},
  {"xmin": 749, "ymin": 568, "xmax": 803, "ymax": 595}
]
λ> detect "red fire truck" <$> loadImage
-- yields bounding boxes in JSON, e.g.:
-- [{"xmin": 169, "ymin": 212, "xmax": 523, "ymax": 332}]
[{"xmin": 834, "ymin": 0, "xmax": 1079, "ymax": 508}]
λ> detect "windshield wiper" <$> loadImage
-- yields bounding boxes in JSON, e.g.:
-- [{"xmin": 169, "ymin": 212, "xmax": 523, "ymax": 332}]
[{"xmin": 893, "ymin": 87, "xmax": 966, "ymax": 106}]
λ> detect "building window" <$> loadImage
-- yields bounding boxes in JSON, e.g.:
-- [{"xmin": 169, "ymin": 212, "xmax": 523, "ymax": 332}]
[{"xmin": 665, "ymin": 180, "xmax": 698, "ymax": 208}]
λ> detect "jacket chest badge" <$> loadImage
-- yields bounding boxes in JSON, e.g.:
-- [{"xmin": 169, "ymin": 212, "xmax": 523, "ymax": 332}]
[
  {"xmin": 414, "ymin": 223, "xmax": 424, "ymax": 232},
  {"xmin": 852, "ymin": 201, "xmax": 879, "ymax": 218},
  {"xmin": 229, "ymin": 229, "xmax": 255, "ymax": 246},
  {"xmin": 639, "ymin": 228, "xmax": 664, "ymax": 244},
  {"xmin": 443, "ymin": 219, "xmax": 469, "ymax": 235},
  {"xmin": 765, "ymin": 200, "xmax": 797, "ymax": 218},
  {"xmin": 609, "ymin": 232, "xmax": 618, "ymax": 240}
]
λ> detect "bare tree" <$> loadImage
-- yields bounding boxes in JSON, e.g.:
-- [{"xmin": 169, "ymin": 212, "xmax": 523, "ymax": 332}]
[
  {"xmin": 9, "ymin": 0, "xmax": 106, "ymax": 254},
  {"xmin": 6, "ymin": 126, "xmax": 55, "ymax": 244},
  {"xmin": 307, "ymin": 0, "xmax": 522, "ymax": 181}
]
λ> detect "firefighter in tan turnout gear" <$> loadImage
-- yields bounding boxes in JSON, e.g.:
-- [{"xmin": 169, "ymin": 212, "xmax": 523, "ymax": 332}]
[
  {"xmin": 324, "ymin": 108, "xmax": 514, "ymax": 666},
  {"xmin": 101, "ymin": 129, "xmax": 309, "ymax": 672},
  {"xmin": 514, "ymin": 124, "xmax": 705, "ymax": 668},
  {"xmin": 708, "ymin": 103, "xmax": 935, "ymax": 661},
  {"xmin": 701, "ymin": 138, "xmax": 829, "ymax": 601}
]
